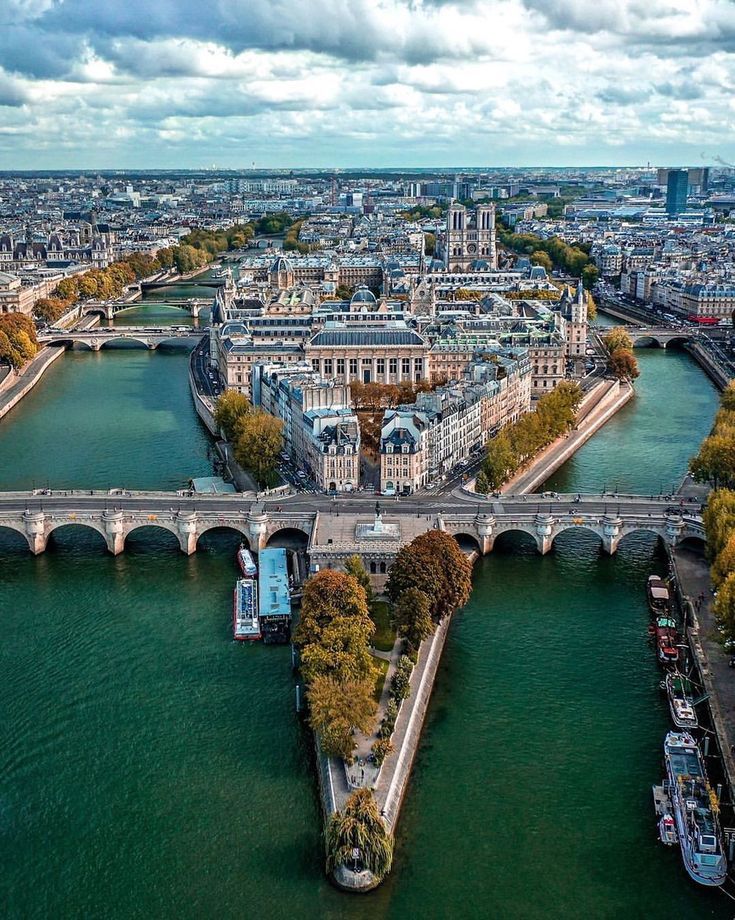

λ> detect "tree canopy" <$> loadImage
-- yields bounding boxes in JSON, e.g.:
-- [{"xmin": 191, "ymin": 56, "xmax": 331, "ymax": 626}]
[
  {"xmin": 232, "ymin": 410, "xmax": 283, "ymax": 487},
  {"xmin": 214, "ymin": 390, "xmax": 251, "ymax": 441},
  {"xmin": 691, "ymin": 386, "xmax": 735, "ymax": 489},
  {"xmin": 0, "ymin": 314, "xmax": 38, "ymax": 368},
  {"xmin": 325, "ymin": 788, "xmax": 394, "ymax": 881}
]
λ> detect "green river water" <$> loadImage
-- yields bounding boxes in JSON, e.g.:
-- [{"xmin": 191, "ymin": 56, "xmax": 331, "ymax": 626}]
[{"xmin": 0, "ymin": 301, "xmax": 729, "ymax": 918}]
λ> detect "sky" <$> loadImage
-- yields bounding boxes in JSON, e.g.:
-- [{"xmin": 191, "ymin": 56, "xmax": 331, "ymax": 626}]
[{"xmin": 1, "ymin": 0, "xmax": 734, "ymax": 169}]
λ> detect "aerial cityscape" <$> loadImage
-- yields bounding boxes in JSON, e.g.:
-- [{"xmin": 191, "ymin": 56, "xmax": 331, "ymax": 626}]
[{"xmin": 3, "ymin": 2, "xmax": 735, "ymax": 919}]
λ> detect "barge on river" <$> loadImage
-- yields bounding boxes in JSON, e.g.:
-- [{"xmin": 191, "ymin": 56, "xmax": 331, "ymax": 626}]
[
  {"xmin": 233, "ymin": 578, "xmax": 260, "ymax": 641},
  {"xmin": 258, "ymin": 547, "xmax": 292, "ymax": 644},
  {"xmin": 663, "ymin": 731, "xmax": 727, "ymax": 887}
]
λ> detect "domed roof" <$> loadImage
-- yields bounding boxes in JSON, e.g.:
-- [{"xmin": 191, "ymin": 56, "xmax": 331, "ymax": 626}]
[
  {"xmin": 350, "ymin": 286, "xmax": 377, "ymax": 305},
  {"xmin": 270, "ymin": 255, "xmax": 294, "ymax": 274}
]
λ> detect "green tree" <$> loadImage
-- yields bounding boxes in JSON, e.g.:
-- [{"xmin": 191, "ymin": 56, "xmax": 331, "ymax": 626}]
[
  {"xmin": 307, "ymin": 674, "xmax": 377, "ymax": 760},
  {"xmin": 233, "ymin": 410, "xmax": 283, "ymax": 486},
  {"xmin": 475, "ymin": 470, "xmax": 491, "ymax": 494},
  {"xmin": 582, "ymin": 264, "xmax": 600, "ymax": 290},
  {"xmin": 483, "ymin": 429, "xmax": 518, "ymax": 490},
  {"xmin": 325, "ymin": 788, "xmax": 394, "ymax": 881},
  {"xmin": 386, "ymin": 530, "xmax": 472, "ymax": 622},
  {"xmin": 214, "ymin": 390, "xmax": 251, "ymax": 440},
  {"xmin": 604, "ymin": 327, "xmax": 633, "ymax": 354},
  {"xmin": 392, "ymin": 588, "xmax": 434, "ymax": 651},
  {"xmin": 424, "ymin": 232, "xmax": 436, "ymax": 257},
  {"xmin": 530, "ymin": 250, "xmax": 553, "ymax": 272},
  {"xmin": 344, "ymin": 554, "xmax": 373, "ymax": 606},
  {"xmin": 714, "ymin": 571, "xmax": 735, "ymax": 643},
  {"xmin": 690, "ymin": 435, "xmax": 735, "ymax": 489}
]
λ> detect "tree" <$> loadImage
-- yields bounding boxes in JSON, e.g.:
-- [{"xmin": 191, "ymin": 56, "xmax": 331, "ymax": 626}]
[
  {"xmin": 582, "ymin": 264, "xmax": 600, "ymax": 290},
  {"xmin": 712, "ymin": 533, "xmax": 735, "ymax": 588},
  {"xmin": 475, "ymin": 470, "xmax": 491, "ymax": 494},
  {"xmin": 714, "ymin": 571, "xmax": 735, "ymax": 643},
  {"xmin": 233, "ymin": 410, "xmax": 283, "ymax": 486},
  {"xmin": 690, "ymin": 435, "xmax": 735, "ymax": 489},
  {"xmin": 308, "ymin": 674, "xmax": 377, "ymax": 760},
  {"xmin": 0, "ymin": 314, "xmax": 37, "ymax": 367},
  {"xmin": 720, "ymin": 383, "xmax": 735, "ymax": 412},
  {"xmin": 34, "ymin": 298, "xmax": 67, "ymax": 323},
  {"xmin": 55, "ymin": 277, "xmax": 79, "ymax": 302},
  {"xmin": 609, "ymin": 348, "xmax": 640, "ymax": 380},
  {"xmin": 344, "ymin": 554, "xmax": 373, "ymax": 606},
  {"xmin": 0, "ymin": 329, "xmax": 21, "ymax": 368},
  {"xmin": 214, "ymin": 390, "xmax": 251, "ymax": 441},
  {"xmin": 386, "ymin": 530, "xmax": 472, "ymax": 621},
  {"xmin": 603, "ymin": 327, "xmax": 633, "ymax": 354},
  {"xmin": 393, "ymin": 588, "xmax": 434, "ymax": 650},
  {"xmin": 530, "ymin": 250, "xmax": 553, "ymax": 272},
  {"xmin": 325, "ymin": 788, "xmax": 394, "ymax": 881},
  {"xmin": 703, "ymin": 489, "xmax": 735, "ymax": 560},
  {"xmin": 483, "ymin": 429, "xmax": 518, "ymax": 489}
]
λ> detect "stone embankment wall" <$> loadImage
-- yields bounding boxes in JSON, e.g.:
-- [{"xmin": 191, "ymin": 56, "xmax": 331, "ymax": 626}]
[
  {"xmin": 685, "ymin": 342, "xmax": 731, "ymax": 391},
  {"xmin": 0, "ymin": 346, "xmax": 66, "ymax": 422}
]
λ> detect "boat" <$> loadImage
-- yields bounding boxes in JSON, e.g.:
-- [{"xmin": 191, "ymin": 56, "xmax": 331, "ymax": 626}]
[
  {"xmin": 233, "ymin": 578, "xmax": 260, "ymax": 641},
  {"xmin": 652, "ymin": 615, "xmax": 679, "ymax": 666},
  {"xmin": 664, "ymin": 731, "xmax": 727, "ymax": 886},
  {"xmin": 659, "ymin": 812, "xmax": 678, "ymax": 846},
  {"xmin": 647, "ymin": 575, "xmax": 671, "ymax": 614},
  {"xmin": 258, "ymin": 547, "xmax": 292, "ymax": 645},
  {"xmin": 237, "ymin": 545, "xmax": 257, "ymax": 578},
  {"xmin": 665, "ymin": 672, "xmax": 698, "ymax": 729}
]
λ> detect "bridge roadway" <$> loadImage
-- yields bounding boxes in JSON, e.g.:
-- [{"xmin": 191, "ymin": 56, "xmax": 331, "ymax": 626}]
[
  {"xmin": 37, "ymin": 327, "xmax": 205, "ymax": 350},
  {"xmin": 0, "ymin": 489, "xmax": 703, "ymax": 563}
]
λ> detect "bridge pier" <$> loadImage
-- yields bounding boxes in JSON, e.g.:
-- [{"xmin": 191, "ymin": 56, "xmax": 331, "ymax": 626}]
[
  {"xmin": 535, "ymin": 513, "xmax": 554, "ymax": 555},
  {"xmin": 247, "ymin": 511, "xmax": 268, "ymax": 551},
  {"xmin": 176, "ymin": 511, "xmax": 198, "ymax": 555},
  {"xmin": 474, "ymin": 513, "xmax": 495, "ymax": 554},
  {"xmin": 665, "ymin": 513, "xmax": 685, "ymax": 547},
  {"xmin": 23, "ymin": 510, "xmax": 47, "ymax": 554},
  {"xmin": 103, "ymin": 510, "xmax": 125, "ymax": 555},
  {"xmin": 601, "ymin": 515, "xmax": 623, "ymax": 554}
]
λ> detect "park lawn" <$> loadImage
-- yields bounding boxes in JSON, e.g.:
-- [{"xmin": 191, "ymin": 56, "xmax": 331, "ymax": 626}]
[
  {"xmin": 370, "ymin": 600, "xmax": 396, "ymax": 652},
  {"xmin": 372, "ymin": 655, "xmax": 390, "ymax": 703}
]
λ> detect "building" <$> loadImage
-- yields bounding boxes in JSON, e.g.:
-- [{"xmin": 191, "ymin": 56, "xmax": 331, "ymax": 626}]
[
  {"xmin": 379, "ymin": 351, "xmax": 531, "ymax": 494},
  {"xmin": 666, "ymin": 170, "xmax": 689, "ymax": 216},
  {"xmin": 255, "ymin": 363, "xmax": 360, "ymax": 492},
  {"xmin": 442, "ymin": 202, "xmax": 497, "ymax": 271}
]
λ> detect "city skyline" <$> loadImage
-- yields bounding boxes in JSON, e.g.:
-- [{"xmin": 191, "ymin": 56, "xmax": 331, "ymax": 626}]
[{"xmin": 1, "ymin": 0, "xmax": 734, "ymax": 169}]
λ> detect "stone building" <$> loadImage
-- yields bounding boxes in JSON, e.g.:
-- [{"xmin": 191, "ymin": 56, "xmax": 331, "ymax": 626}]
[{"xmin": 441, "ymin": 202, "xmax": 497, "ymax": 271}]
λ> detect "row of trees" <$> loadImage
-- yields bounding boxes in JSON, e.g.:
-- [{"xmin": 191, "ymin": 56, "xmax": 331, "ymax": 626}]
[
  {"xmin": 213, "ymin": 391, "xmax": 283, "ymax": 487},
  {"xmin": 0, "ymin": 314, "xmax": 38, "ymax": 368},
  {"xmin": 496, "ymin": 223, "xmax": 599, "ymax": 290},
  {"xmin": 704, "ymin": 489, "xmax": 735, "ymax": 642},
  {"xmin": 476, "ymin": 382, "xmax": 583, "ymax": 491},
  {"xmin": 603, "ymin": 327, "xmax": 640, "ymax": 381},
  {"xmin": 690, "ymin": 382, "xmax": 735, "ymax": 489}
]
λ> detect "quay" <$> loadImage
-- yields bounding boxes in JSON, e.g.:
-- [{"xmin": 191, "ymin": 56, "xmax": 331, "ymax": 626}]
[{"xmin": 0, "ymin": 346, "xmax": 66, "ymax": 422}]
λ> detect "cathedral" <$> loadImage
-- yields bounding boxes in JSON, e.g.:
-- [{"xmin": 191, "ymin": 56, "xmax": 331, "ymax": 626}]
[{"xmin": 442, "ymin": 202, "xmax": 497, "ymax": 271}]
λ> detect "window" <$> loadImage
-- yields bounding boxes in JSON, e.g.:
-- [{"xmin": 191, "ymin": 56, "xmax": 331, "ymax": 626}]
[
  {"xmin": 336, "ymin": 358, "xmax": 345, "ymax": 376},
  {"xmin": 402, "ymin": 358, "xmax": 410, "ymax": 375},
  {"xmin": 324, "ymin": 359, "xmax": 333, "ymax": 376},
  {"xmin": 311, "ymin": 359, "xmax": 319, "ymax": 372},
  {"xmin": 414, "ymin": 358, "xmax": 423, "ymax": 374},
  {"xmin": 349, "ymin": 358, "xmax": 358, "ymax": 375},
  {"xmin": 389, "ymin": 358, "xmax": 397, "ymax": 375},
  {"xmin": 362, "ymin": 357, "xmax": 371, "ymax": 366},
  {"xmin": 376, "ymin": 358, "xmax": 385, "ymax": 375}
]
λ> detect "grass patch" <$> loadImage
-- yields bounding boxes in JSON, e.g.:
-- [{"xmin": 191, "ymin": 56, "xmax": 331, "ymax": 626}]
[
  {"xmin": 372, "ymin": 655, "xmax": 390, "ymax": 703},
  {"xmin": 370, "ymin": 600, "xmax": 396, "ymax": 652}
]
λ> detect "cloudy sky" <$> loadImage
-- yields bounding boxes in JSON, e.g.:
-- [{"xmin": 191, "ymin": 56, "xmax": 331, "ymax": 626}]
[{"xmin": 1, "ymin": 0, "xmax": 734, "ymax": 169}]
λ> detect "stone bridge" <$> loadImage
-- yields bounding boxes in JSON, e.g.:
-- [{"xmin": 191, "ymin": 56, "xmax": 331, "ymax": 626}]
[
  {"xmin": 38, "ymin": 327, "xmax": 205, "ymax": 351},
  {"xmin": 82, "ymin": 298, "xmax": 211, "ymax": 320},
  {"xmin": 0, "ymin": 492, "xmax": 704, "ymax": 563},
  {"xmin": 626, "ymin": 327, "xmax": 697, "ymax": 349}
]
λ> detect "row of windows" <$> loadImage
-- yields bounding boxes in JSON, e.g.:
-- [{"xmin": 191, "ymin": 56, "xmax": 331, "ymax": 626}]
[{"xmin": 312, "ymin": 357, "xmax": 423, "ymax": 375}]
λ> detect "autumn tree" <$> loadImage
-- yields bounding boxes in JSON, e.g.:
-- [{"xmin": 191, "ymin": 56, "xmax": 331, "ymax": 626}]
[
  {"xmin": 326, "ymin": 788, "xmax": 394, "ymax": 881},
  {"xmin": 714, "ymin": 571, "xmax": 735, "ymax": 643},
  {"xmin": 214, "ymin": 390, "xmax": 251, "ymax": 440},
  {"xmin": 712, "ymin": 533, "xmax": 735, "ymax": 588},
  {"xmin": 0, "ymin": 314, "xmax": 37, "ymax": 367},
  {"xmin": 691, "ymin": 436, "xmax": 735, "ymax": 489},
  {"xmin": 392, "ymin": 588, "xmax": 435, "ymax": 651},
  {"xmin": 386, "ymin": 530, "xmax": 472, "ymax": 621},
  {"xmin": 308, "ymin": 674, "xmax": 377, "ymax": 760},
  {"xmin": 344, "ymin": 554, "xmax": 373, "ymax": 606},
  {"xmin": 233, "ymin": 409, "xmax": 283, "ymax": 486},
  {"xmin": 609, "ymin": 349, "xmax": 640, "ymax": 380},
  {"xmin": 702, "ymin": 489, "xmax": 735, "ymax": 560},
  {"xmin": 603, "ymin": 327, "xmax": 633, "ymax": 354},
  {"xmin": 530, "ymin": 250, "xmax": 553, "ymax": 272},
  {"xmin": 34, "ymin": 298, "xmax": 67, "ymax": 323}
]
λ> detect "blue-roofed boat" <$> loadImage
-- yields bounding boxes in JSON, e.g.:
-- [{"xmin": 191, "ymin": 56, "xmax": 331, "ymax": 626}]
[
  {"xmin": 664, "ymin": 731, "xmax": 727, "ymax": 887},
  {"xmin": 258, "ymin": 547, "xmax": 292, "ymax": 644},
  {"xmin": 233, "ymin": 578, "xmax": 260, "ymax": 641}
]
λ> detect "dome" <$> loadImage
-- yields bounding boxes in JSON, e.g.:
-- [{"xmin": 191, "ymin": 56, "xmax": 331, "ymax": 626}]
[
  {"xmin": 350, "ymin": 286, "xmax": 377, "ymax": 305},
  {"xmin": 269, "ymin": 255, "xmax": 294, "ymax": 274}
]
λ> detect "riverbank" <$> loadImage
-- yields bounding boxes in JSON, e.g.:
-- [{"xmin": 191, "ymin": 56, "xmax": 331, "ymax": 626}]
[
  {"xmin": 500, "ymin": 377, "xmax": 634, "ymax": 494},
  {"xmin": 0, "ymin": 346, "xmax": 66, "ymax": 422}
]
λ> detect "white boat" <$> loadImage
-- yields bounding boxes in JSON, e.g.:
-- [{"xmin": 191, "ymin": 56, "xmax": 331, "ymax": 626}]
[
  {"xmin": 237, "ymin": 545, "xmax": 257, "ymax": 577},
  {"xmin": 659, "ymin": 813, "xmax": 678, "ymax": 846},
  {"xmin": 665, "ymin": 672, "xmax": 698, "ymax": 729}
]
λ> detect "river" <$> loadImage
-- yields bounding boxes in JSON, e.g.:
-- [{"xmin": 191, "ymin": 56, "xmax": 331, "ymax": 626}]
[{"xmin": 0, "ymin": 306, "xmax": 727, "ymax": 918}]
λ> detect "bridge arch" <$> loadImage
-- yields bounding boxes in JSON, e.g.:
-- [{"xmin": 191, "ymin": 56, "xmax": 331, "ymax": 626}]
[
  {"xmin": 266, "ymin": 526, "xmax": 310, "ymax": 550},
  {"xmin": 0, "ymin": 522, "xmax": 33, "ymax": 553},
  {"xmin": 493, "ymin": 527, "xmax": 539, "ymax": 554},
  {"xmin": 552, "ymin": 524, "xmax": 604, "ymax": 548},
  {"xmin": 196, "ymin": 523, "xmax": 250, "ymax": 549},
  {"xmin": 46, "ymin": 521, "xmax": 109, "ymax": 552},
  {"xmin": 124, "ymin": 522, "xmax": 183, "ymax": 552},
  {"xmin": 99, "ymin": 336, "xmax": 154, "ymax": 350},
  {"xmin": 615, "ymin": 528, "xmax": 663, "ymax": 553},
  {"xmin": 632, "ymin": 335, "xmax": 665, "ymax": 349},
  {"xmin": 452, "ymin": 532, "xmax": 482, "ymax": 555}
]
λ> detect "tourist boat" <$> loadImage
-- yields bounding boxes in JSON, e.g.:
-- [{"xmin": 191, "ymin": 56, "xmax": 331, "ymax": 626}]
[
  {"xmin": 665, "ymin": 672, "xmax": 698, "ymax": 729},
  {"xmin": 237, "ymin": 545, "xmax": 257, "ymax": 577},
  {"xmin": 664, "ymin": 731, "xmax": 727, "ymax": 886},
  {"xmin": 647, "ymin": 575, "xmax": 671, "ymax": 614},
  {"xmin": 233, "ymin": 578, "xmax": 260, "ymax": 641},
  {"xmin": 651, "ymin": 615, "xmax": 679, "ymax": 666},
  {"xmin": 212, "ymin": 268, "xmax": 226, "ymax": 278}
]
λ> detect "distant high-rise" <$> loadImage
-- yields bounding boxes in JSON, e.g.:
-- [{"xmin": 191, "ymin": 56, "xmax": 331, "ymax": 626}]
[{"xmin": 666, "ymin": 169, "xmax": 688, "ymax": 215}]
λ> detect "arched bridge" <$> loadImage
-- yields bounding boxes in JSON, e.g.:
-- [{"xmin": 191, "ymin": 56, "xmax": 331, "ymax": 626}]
[
  {"xmin": 626, "ymin": 327, "xmax": 696, "ymax": 349},
  {"xmin": 38, "ymin": 327, "xmax": 205, "ymax": 351},
  {"xmin": 83, "ymin": 298, "xmax": 211, "ymax": 320},
  {"xmin": 0, "ymin": 491, "xmax": 704, "ymax": 561},
  {"xmin": 140, "ymin": 280, "xmax": 223, "ymax": 290}
]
